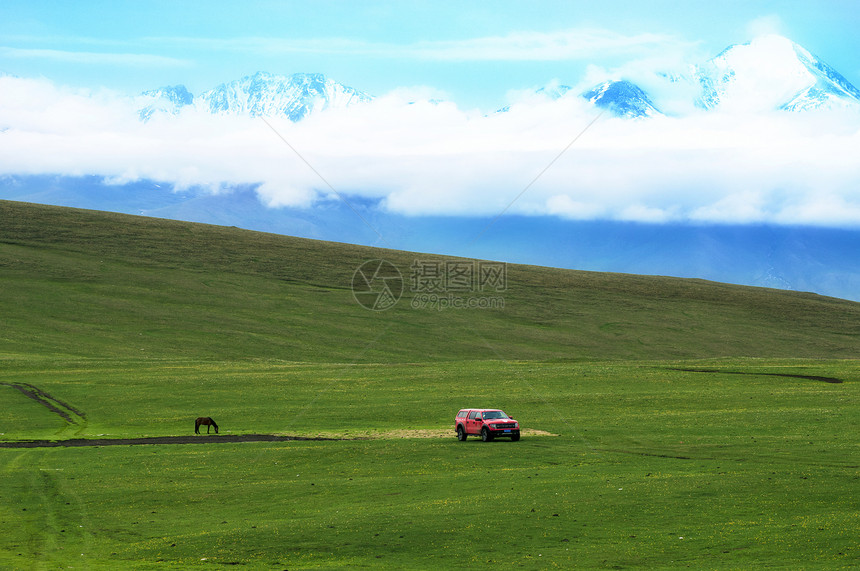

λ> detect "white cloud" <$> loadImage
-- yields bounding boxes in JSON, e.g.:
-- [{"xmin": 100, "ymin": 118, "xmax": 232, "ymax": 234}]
[
  {"xmin": 545, "ymin": 195, "xmax": 607, "ymax": 220},
  {"xmin": 409, "ymin": 29, "xmax": 693, "ymax": 62},
  {"xmin": 746, "ymin": 15, "xmax": 786, "ymax": 39},
  {"xmin": 0, "ymin": 46, "xmax": 190, "ymax": 67},
  {"xmin": 147, "ymin": 28, "xmax": 694, "ymax": 62},
  {"xmin": 1, "ymin": 75, "xmax": 860, "ymax": 228}
]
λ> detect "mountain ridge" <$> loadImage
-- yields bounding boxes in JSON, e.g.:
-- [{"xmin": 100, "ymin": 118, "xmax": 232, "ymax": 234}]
[
  {"xmin": 138, "ymin": 71, "xmax": 372, "ymax": 122},
  {"xmin": 198, "ymin": 71, "xmax": 372, "ymax": 120},
  {"xmin": 2, "ymin": 199, "xmax": 858, "ymax": 361},
  {"xmin": 136, "ymin": 35, "xmax": 860, "ymax": 121},
  {"xmin": 3, "ymin": 175, "xmax": 859, "ymax": 302}
]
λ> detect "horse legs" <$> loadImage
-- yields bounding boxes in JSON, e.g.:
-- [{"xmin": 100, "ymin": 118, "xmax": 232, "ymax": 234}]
[{"xmin": 194, "ymin": 417, "xmax": 217, "ymax": 434}]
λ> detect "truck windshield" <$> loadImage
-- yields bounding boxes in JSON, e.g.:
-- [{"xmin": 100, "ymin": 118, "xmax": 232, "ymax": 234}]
[{"xmin": 483, "ymin": 411, "xmax": 509, "ymax": 419}]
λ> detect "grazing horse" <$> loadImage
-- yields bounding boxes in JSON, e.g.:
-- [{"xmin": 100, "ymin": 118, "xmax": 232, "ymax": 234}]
[{"xmin": 195, "ymin": 417, "xmax": 219, "ymax": 434}]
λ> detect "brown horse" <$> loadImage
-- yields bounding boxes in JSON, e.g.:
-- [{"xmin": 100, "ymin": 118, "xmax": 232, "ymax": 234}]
[{"xmin": 195, "ymin": 417, "xmax": 219, "ymax": 434}]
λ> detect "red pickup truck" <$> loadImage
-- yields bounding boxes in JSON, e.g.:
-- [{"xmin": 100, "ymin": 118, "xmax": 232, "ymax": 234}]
[{"xmin": 455, "ymin": 408, "xmax": 521, "ymax": 442}]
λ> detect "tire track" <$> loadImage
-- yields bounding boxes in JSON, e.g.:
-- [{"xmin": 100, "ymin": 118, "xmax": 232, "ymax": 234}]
[{"xmin": 1, "ymin": 382, "xmax": 86, "ymax": 424}]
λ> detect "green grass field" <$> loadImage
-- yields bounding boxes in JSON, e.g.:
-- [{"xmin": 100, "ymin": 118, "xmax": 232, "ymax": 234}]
[{"xmin": 1, "ymin": 201, "xmax": 858, "ymax": 569}]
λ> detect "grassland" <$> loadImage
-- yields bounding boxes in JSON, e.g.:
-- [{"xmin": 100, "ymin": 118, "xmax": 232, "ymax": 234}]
[
  {"xmin": 1, "ymin": 200, "xmax": 858, "ymax": 569},
  {"xmin": 2, "ymin": 200, "xmax": 859, "ymax": 362}
]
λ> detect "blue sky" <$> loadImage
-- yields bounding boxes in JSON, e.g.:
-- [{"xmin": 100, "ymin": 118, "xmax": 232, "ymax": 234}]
[{"xmin": 2, "ymin": 0, "xmax": 859, "ymax": 109}]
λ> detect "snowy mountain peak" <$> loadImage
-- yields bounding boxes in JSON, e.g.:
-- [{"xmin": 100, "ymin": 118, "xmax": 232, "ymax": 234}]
[
  {"xmin": 198, "ymin": 71, "xmax": 372, "ymax": 121},
  {"xmin": 536, "ymin": 83, "xmax": 573, "ymax": 99},
  {"xmin": 134, "ymin": 36, "xmax": 859, "ymax": 123},
  {"xmin": 495, "ymin": 79, "xmax": 661, "ymax": 119},
  {"xmin": 582, "ymin": 80, "xmax": 662, "ymax": 118},
  {"xmin": 695, "ymin": 35, "xmax": 860, "ymax": 111},
  {"xmin": 138, "ymin": 72, "xmax": 371, "ymax": 122},
  {"xmin": 138, "ymin": 85, "xmax": 194, "ymax": 121}
]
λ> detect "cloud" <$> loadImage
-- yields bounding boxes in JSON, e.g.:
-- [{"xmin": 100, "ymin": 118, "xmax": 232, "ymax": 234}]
[
  {"xmin": 409, "ymin": 29, "xmax": 694, "ymax": 62},
  {"xmin": 746, "ymin": 15, "xmax": 786, "ymax": 39},
  {"xmin": 147, "ymin": 28, "xmax": 694, "ymax": 62},
  {"xmin": 0, "ymin": 46, "xmax": 190, "ymax": 67},
  {"xmin": 1, "ymin": 75, "xmax": 860, "ymax": 228}
]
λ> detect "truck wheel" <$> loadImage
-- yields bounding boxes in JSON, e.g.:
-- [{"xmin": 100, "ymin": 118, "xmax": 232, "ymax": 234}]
[
  {"xmin": 481, "ymin": 427, "xmax": 493, "ymax": 442},
  {"xmin": 511, "ymin": 432, "xmax": 520, "ymax": 441},
  {"xmin": 457, "ymin": 426, "xmax": 466, "ymax": 441}
]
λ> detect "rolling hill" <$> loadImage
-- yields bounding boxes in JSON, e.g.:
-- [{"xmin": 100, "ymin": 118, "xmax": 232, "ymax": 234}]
[{"xmin": 1, "ymin": 199, "xmax": 858, "ymax": 362}]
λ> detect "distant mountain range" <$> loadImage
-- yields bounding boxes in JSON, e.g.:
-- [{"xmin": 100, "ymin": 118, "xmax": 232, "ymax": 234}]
[
  {"xmin": 525, "ymin": 35, "xmax": 860, "ymax": 117},
  {"xmin": 4, "ymin": 35, "xmax": 860, "ymax": 302},
  {"xmin": 138, "ymin": 71, "xmax": 371, "ymax": 121},
  {"xmin": 138, "ymin": 35, "xmax": 860, "ymax": 121}
]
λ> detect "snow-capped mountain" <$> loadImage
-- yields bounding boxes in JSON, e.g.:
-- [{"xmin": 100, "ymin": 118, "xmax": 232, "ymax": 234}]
[
  {"xmin": 137, "ymin": 85, "xmax": 194, "ymax": 121},
  {"xmin": 198, "ymin": 71, "xmax": 371, "ymax": 120},
  {"xmin": 138, "ymin": 72, "xmax": 371, "ymax": 122},
  {"xmin": 693, "ymin": 35, "xmax": 860, "ymax": 111},
  {"xmin": 581, "ymin": 80, "xmax": 662, "ymax": 118},
  {"xmin": 575, "ymin": 36, "xmax": 860, "ymax": 116},
  {"xmin": 495, "ymin": 79, "xmax": 660, "ymax": 118},
  {"xmin": 494, "ymin": 83, "xmax": 573, "ymax": 113},
  {"xmin": 135, "ymin": 36, "xmax": 860, "ymax": 123},
  {"xmin": 536, "ymin": 83, "xmax": 573, "ymax": 100}
]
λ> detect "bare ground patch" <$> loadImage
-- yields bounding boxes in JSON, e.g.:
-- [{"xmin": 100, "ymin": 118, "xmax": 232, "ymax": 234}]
[
  {"xmin": 0, "ymin": 434, "xmax": 337, "ymax": 448},
  {"xmin": 1, "ymin": 380, "xmax": 558, "ymax": 447},
  {"xmin": 0, "ymin": 429, "xmax": 559, "ymax": 448},
  {"xmin": 311, "ymin": 428, "xmax": 559, "ymax": 440}
]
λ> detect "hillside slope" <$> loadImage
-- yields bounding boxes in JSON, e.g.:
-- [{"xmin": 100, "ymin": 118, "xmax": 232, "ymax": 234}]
[{"xmin": 1, "ymin": 200, "xmax": 858, "ymax": 361}]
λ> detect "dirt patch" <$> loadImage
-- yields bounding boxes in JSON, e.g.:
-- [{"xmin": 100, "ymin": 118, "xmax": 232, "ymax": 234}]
[
  {"xmin": 317, "ymin": 428, "xmax": 559, "ymax": 440},
  {"xmin": 0, "ymin": 429, "xmax": 559, "ymax": 448},
  {"xmin": 2, "ymin": 380, "xmax": 558, "ymax": 447},
  {"xmin": 668, "ymin": 368, "xmax": 844, "ymax": 384},
  {"xmin": 0, "ymin": 434, "xmax": 337, "ymax": 448}
]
